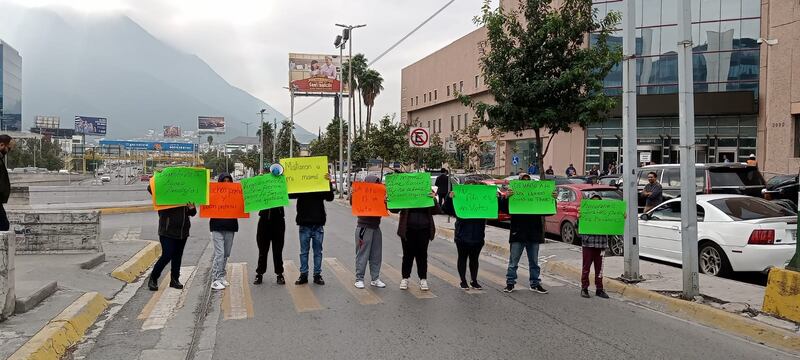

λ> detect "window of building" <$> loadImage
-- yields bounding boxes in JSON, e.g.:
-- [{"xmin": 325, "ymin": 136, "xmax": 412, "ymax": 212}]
[
  {"xmin": 415, "ymin": 96, "xmax": 418, "ymax": 105},
  {"xmin": 434, "ymin": 90, "xmax": 437, "ymax": 100},
  {"xmin": 450, "ymin": 116, "xmax": 454, "ymax": 132},
  {"xmin": 456, "ymin": 115, "xmax": 460, "ymax": 130},
  {"xmin": 447, "ymin": 85, "xmax": 450, "ymax": 96},
  {"xmin": 459, "ymin": 81, "xmax": 464, "ymax": 92},
  {"xmin": 410, "ymin": 97, "xmax": 414, "ymax": 106},
  {"xmin": 465, "ymin": 113, "xmax": 469, "ymax": 128},
  {"xmin": 438, "ymin": 119, "xmax": 442, "ymax": 133},
  {"xmin": 795, "ymin": 115, "xmax": 800, "ymax": 157},
  {"xmin": 453, "ymin": 83, "xmax": 457, "ymax": 95},
  {"xmin": 475, "ymin": 75, "xmax": 479, "ymax": 88},
  {"xmin": 427, "ymin": 120, "xmax": 431, "ymax": 130},
  {"xmin": 428, "ymin": 91, "xmax": 432, "ymax": 101},
  {"xmin": 457, "ymin": 115, "xmax": 461, "ymax": 128},
  {"xmin": 424, "ymin": 93, "xmax": 427, "ymax": 103}
]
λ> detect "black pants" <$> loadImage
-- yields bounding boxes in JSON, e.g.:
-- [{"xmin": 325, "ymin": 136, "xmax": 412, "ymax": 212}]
[
  {"xmin": 256, "ymin": 219, "xmax": 285, "ymax": 275},
  {"xmin": 401, "ymin": 228, "xmax": 430, "ymax": 279},
  {"xmin": 456, "ymin": 243, "xmax": 483, "ymax": 282},
  {"xmin": 151, "ymin": 235, "xmax": 188, "ymax": 282},
  {"xmin": 0, "ymin": 204, "xmax": 8, "ymax": 231}
]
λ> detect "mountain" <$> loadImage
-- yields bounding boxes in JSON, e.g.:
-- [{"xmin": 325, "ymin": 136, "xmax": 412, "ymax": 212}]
[{"xmin": 0, "ymin": 5, "xmax": 316, "ymax": 143}]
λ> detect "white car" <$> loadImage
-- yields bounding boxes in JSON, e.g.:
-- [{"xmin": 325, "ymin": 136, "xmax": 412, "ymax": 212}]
[
  {"xmin": 100, "ymin": 175, "xmax": 111, "ymax": 182},
  {"xmin": 638, "ymin": 194, "xmax": 796, "ymax": 276}
]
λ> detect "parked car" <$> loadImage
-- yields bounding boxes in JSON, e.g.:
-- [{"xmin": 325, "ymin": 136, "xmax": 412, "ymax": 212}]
[
  {"xmin": 598, "ymin": 175, "xmax": 623, "ymax": 188},
  {"xmin": 761, "ymin": 174, "xmax": 797, "ymax": 212},
  {"xmin": 638, "ymin": 195, "xmax": 796, "ymax": 276},
  {"xmin": 140, "ymin": 174, "xmax": 151, "ymax": 181},
  {"xmin": 100, "ymin": 175, "xmax": 111, "ymax": 182},
  {"xmin": 544, "ymin": 184, "xmax": 623, "ymax": 250}
]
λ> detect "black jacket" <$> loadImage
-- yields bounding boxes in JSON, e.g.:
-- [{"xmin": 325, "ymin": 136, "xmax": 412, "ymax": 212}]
[
  {"xmin": 0, "ymin": 155, "xmax": 9, "ymax": 204},
  {"xmin": 258, "ymin": 207, "xmax": 285, "ymax": 224},
  {"xmin": 288, "ymin": 184, "xmax": 334, "ymax": 226},
  {"xmin": 434, "ymin": 174, "xmax": 450, "ymax": 195},
  {"xmin": 499, "ymin": 197, "xmax": 545, "ymax": 243},
  {"xmin": 443, "ymin": 197, "xmax": 486, "ymax": 246},
  {"xmin": 158, "ymin": 206, "xmax": 197, "ymax": 239}
]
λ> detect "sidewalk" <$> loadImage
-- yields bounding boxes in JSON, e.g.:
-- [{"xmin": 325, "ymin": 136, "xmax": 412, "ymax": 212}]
[{"xmin": 27, "ymin": 199, "xmax": 152, "ymax": 211}]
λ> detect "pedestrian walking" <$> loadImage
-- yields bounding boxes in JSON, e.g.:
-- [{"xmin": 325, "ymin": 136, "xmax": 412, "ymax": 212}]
[
  {"xmin": 0, "ymin": 135, "xmax": 14, "ymax": 231},
  {"xmin": 544, "ymin": 166, "xmax": 554, "ymax": 175},
  {"xmin": 434, "ymin": 168, "xmax": 450, "ymax": 209},
  {"xmin": 289, "ymin": 175, "xmax": 335, "ymax": 285},
  {"xmin": 351, "ymin": 175, "xmax": 386, "ymax": 289},
  {"xmin": 147, "ymin": 185, "xmax": 196, "ymax": 291},
  {"xmin": 580, "ymin": 193, "xmax": 611, "ymax": 299},
  {"xmin": 499, "ymin": 174, "xmax": 556, "ymax": 293},
  {"xmin": 444, "ymin": 180, "xmax": 487, "ymax": 290},
  {"xmin": 392, "ymin": 191, "xmax": 440, "ymax": 291},
  {"xmin": 209, "ymin": 173, "xmax": 238, "ymax": 291},
  {"xmin": 641, "ymin": 171, "xmax": 663, "ymax": 213},
  {"xmin": 254, "ymin": 206, "xmax": 285, "ymax": 285}
]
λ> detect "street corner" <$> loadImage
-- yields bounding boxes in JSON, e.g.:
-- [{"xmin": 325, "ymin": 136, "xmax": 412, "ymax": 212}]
[
  {"xmin": 762, "ymin": 267, "xmax": 800, "ymax": 323},
  {"xmin": 111, "ymin": 241, "xmax": 161, "ymax": 283},
  {"xmin": 8, "ymin": 292, "xmax": 108, "ymax": 360}
]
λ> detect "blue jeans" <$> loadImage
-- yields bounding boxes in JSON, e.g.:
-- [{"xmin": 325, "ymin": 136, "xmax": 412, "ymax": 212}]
[
  {"xmin": 506, "ymin": 241, "xmax": 541, "ymax": 287},
  {"xmin": 299, "ymin": 225, "xmax": 324, "ymax": 275}
]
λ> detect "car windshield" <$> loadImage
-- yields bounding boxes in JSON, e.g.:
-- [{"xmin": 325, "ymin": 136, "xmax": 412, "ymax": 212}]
[
  {"xmin": 708, "ymin": 167, "xmax": 765, "ymax": 187},
  {"xmin": 581, "ymin": 190, "xmax": 622, "ymax": 200},
  {"xmin": 708, "ymin": 197, "xmax": 794, "ymax": 220}
]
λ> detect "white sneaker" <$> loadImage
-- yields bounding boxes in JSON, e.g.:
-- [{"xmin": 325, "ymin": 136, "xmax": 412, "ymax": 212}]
[
  {"xmin": 211, "ymin": 280, "xmax": 226, "ymax": 290},
  {"xmin": 399, "ymin": 278, "xmax": 409, "ymax": 290},
  {"xmin": 354, "ymin": 280, "xmax": 365, "ymax": 289},
  {"xmin": 419, "ymin": 279, "xmax": 429, "ymax": 291},
  {"xmin": 221, "ymin": 279, "xmax": 230, "ymax": 287},
  {"xmin": 370, "ymin": 279, "xmax": 386, "ymax": 288}
]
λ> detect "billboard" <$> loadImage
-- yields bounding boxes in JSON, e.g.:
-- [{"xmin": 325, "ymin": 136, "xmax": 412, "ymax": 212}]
[
  {"xmin": 74, "ymin": 116, "xmax": 108, "ymax": 136},
  {"xmin": 198, "ymin": 116, "xmax": 225, "ymax": 134},
  {"xmin": 35, "ymin": 116, "xmax": 61, "ymax": 129},
  {"xmin": 99, "ymin": 140, "xmax": 197, "ymax": 152},
  {"xmin": 163, "ymin": 125, "xmax": 181, "ymax": 137},
  {"xmin": 289, "ymin": 53, "xmax": 350, "ymax": 95}
]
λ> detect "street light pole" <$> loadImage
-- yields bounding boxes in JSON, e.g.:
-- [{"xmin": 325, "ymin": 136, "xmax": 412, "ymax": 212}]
[
  {"xmin": 259, "ymin": 109, "xmax": 266, "ymax": 173},
  {"xmin": 621, "ymin": 0, "xmax": 640, "ymax": 282},
  {"xmin": 241, "ymin": 121, "xmax": 253, "ymax": 137},
  {"xmin": 272, "ymin": 118, "xmax": 278, "ymax": 163},
  {"xmin": 336, "ymin": 23, "xmax": 366, "ymax": 191},
  {"xmin": 334, "ymin": 33, "xmax": 347, "ymax": 197},
  {"xmin": 289, "ymin": 88, "xmax": 295, "ymax": 157}
]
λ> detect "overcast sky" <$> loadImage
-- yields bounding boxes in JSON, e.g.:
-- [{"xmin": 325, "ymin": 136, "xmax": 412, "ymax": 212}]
[{"xmin": 3, "ymin": 0, "xmax": 494, "ymax": 134}]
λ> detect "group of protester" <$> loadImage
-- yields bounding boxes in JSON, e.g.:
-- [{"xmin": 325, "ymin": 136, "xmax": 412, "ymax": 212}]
[{"xmin": 147, "ymin": 167, "xmax": 611, "ymax": 299}]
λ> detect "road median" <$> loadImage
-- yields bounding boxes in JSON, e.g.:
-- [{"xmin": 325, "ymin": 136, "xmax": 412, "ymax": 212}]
[{"xmin": 111, "ymin": 241, "xmax": 161, "ymax": 283}]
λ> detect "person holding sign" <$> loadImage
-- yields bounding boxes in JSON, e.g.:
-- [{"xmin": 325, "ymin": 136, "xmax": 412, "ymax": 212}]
[
  {"xmin": 209, "ymin": 174, "xmax": 240, "ymax": 291},
  {"xmin": 579, "ymin": 193, "xmax": 611, "ymax": 299},
  {"xmin": 254, "ymin": 206, "xmax": 286, "ymax": 285},
  {"xmin": 444, "ymin": 180, "xmax": 490, "ymax": 290},
  {"xmin": 499, "ymin": 174, "xmax": 556, "ymax": 294},
  {"xmin": 390, "ymin": 188, "xmax": 441, "ymax": 292},
  {"xmin": 146, "ymin": 184, "xmax": 197, "ymax": 292},
  {"xmin": 289, "ymin": 175, "xmax": 335, "ymax": 286},
  {"xmin": 349, "ymin": 175, "xmax": 387, "ymax": 289}
]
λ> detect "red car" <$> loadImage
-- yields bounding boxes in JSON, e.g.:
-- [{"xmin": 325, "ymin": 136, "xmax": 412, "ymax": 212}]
[
  {"xmin": 140, "ymin": 174, "xmax": 151, "ymax": 181},
  {"xmin": 544, "ymin": 184, "xmax": 623, "ymax": 245}
]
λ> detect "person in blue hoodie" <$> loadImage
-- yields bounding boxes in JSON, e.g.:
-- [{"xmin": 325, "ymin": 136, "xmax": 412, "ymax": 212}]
[
  {"xmin": 444, "ymin": 179, "xmax": 488, "ymax": 290},
  {"xmin": 210, "ymin": 173, "xmax": 239, "ymax": 291}
]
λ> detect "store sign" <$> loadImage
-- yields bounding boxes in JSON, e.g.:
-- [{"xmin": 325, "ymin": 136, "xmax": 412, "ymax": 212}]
[{"xmin": 639, "ymin": 152, "xmax": 652, "ymax": 163}]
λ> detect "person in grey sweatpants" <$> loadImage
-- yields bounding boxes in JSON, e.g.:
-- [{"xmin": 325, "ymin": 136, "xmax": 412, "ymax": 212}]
[{"xmin": 351, "ymin": 175, "xmax": 386, "ymax": 289}]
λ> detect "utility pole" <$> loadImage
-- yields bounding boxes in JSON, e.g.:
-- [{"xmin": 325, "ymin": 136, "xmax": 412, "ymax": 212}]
[
  {"xmin": 289, "ymin": 88, "xmax": 295, "ymax": 157},
  {"xmin": 677, "ymin": 0, "xmax": 699, "ymax": 299},
  {"xmin": 336, "ymin": 23, "xmax": 366, "ymax": 191},
  {"xmin": 241, "ymin": 121, "xmax": 253, "ymax": 137},
  {"xmin": 334, "ymin": 31, "xmax": 347, "ymax": 197},
  {"xmin": 272, "ymin": 118, "xmax": 278, "ymax": 163},
  {"xmin": 621, "ymin": 0, "xmax": 640, "ymax": 282},
  {"xmin": 259, "ymin": 109, "xmax": 266, "ymax": 173}
]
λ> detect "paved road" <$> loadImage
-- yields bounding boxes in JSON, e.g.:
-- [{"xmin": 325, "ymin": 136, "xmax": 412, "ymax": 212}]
[{"xmin": 82, "ymin": 202, "xmax": 798, "ymax": 359}]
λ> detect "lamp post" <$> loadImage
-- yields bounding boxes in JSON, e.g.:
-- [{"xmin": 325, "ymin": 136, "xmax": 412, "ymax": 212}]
[
  {"xmin": 272, "ymin": 117, "xmax": 278, "ymax": 163},
  {"xmin": 335, "ymin": 23, "xmax": 365, "ymax": 192},
  {"xmin": 259, "ymin": 109, "xmax": 266, "ymax": 172},
  {"xmin": 334, "ymin": 32, "xmax": 347, "ymax": 197}
]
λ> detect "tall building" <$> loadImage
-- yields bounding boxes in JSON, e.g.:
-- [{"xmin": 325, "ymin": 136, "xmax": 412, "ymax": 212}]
[
  {"xmin": 403, "ymin": 0, "xmax": 798, "ymax": 176},
  {"xmin": 0, "ymin": 40, "xmax": 22, "ymax": 132}
]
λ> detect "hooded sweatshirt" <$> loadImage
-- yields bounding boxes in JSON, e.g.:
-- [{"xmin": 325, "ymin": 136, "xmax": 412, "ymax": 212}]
[
  {"xmin": 209, "ymin": 173, "xmax": 239, "ymax": 232},
  {"xmin": 351, "ymin": 175, "xmax": 382, "ymax": 229}
]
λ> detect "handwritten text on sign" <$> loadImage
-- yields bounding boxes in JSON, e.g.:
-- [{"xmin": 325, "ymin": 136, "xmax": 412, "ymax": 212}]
[
  {"xmin": 385, "ymin": 172, "xmax": 433, "ymax": 209},
  {"xmin": 199, "ymin": 182, "xmax": 250, "ymax": 219},
  {"xmin": 153, "ymin": 167, "xmax": 209, "ymax": 205},
  {"xmin": 508, "ymin": 180, "xmax": 556, "ymax": 215},
  {"xmin": 241, "ymin": 175, "xmax": 289, "ymax": 212},
  {"xmin": 452, "ymin": 184, "xmax": 498, "ymax": 219},
  {"xmin": 351, "ymin": 182, "xmax": 388, "ymax": 217},
  {"xmin": 578, "ymin": 199, "xmax": 626, "ymax": 235},
  {"xmin": 280, "ymin": 156, "xmax": 330, "ymax": 194}
]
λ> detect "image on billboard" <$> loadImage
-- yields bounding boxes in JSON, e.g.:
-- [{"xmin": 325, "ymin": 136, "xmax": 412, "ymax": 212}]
[
  {"xmin": 198, "ymin": 116, "xmax": 225, "ymax": 134},
  {"xmin": 289, "ymin": 53, "xmax": 350, "ymax": 95},
  {"xmin": 35, "ymin": 116, "xmax": 61, "ymax": 129},
  {"xmin": 164, "ymin": 125, "xmax": 181, "ymax": 137},
  {"xmin": 74, "ymin": 116, "xmax": 108, "ymax": 136}
]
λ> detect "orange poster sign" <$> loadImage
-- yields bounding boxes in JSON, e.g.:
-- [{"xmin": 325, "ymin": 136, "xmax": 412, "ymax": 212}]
[
  {"xmin": 351, "ymin": 182, "xmax": 388, "ymax": 217},
  {"xmin": 150, "ymin": 177, "xmax": 181, "ymax": 211},
  {"xmin": 199, "ymin": 182, "xmax": 250, "ymax": 219}
]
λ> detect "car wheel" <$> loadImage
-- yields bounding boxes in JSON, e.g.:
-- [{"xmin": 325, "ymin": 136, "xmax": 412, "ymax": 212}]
[
  {"xmin": 560, "ymin": 221, "xmax": 578, "ymax": 245},
  {"xmin": 699, "ymin": 242, "xmax": 731, "ymax": 277},
  {"xmin": 606, "ymin": 235, "xmax": 624, "ymax": 256}
]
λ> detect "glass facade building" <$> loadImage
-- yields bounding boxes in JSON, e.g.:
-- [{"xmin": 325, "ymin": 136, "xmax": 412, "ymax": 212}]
[
  {"xmin": 587, "ymin": 0, "xmax": 760, "ymax": 171},
  {"xmin": 0, "ymin": 40, "xmax": 22, "ymax": 132}
]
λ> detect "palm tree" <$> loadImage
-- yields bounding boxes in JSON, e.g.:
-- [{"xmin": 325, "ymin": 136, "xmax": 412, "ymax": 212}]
[
  {"xmin": 207, "ymin": 135, "xmax": 213, "ymax": 147},
  {"xmin": 342, "ymin": 54, "xmax": 368, "ymax": 137},
  {"xmin": 359, "ymin": 68, "xmax": 384, "ymax": 140}
]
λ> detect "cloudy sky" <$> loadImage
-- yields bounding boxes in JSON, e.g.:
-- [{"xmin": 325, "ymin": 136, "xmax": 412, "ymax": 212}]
[{"xmin": 2, "ymin": 0, "xmax": 494, "ymax": 134}]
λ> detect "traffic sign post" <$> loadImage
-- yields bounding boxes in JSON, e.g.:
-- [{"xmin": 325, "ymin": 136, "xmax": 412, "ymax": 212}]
[{"xmin": 409, "ymin": 127, "xmax": 430, "ymax": 148}]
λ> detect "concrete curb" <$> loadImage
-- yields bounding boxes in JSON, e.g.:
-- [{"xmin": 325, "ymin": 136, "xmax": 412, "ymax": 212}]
[
  {"xmin": 78, "ymin": 253, "xmax": 106, "ymax": 270},
  {"xmin": 99, "ymin": 205, "xmax": 153, "ymax": 215},
  {"xmin": 8, "ymin": 292, "xmax": 109, "ymax": 360},
  {"xmin": 111, "ymin": 241, "xmax": 161, "ymax": 283},
  {"xmin": 14, "ymin": 281, "xmax": 58, "ymax": 314}
]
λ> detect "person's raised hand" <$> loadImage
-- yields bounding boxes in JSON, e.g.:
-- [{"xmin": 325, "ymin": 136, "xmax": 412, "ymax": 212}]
[{"xmin": 449, "ymin": 191, "xmax": 455, "ymax": 198}]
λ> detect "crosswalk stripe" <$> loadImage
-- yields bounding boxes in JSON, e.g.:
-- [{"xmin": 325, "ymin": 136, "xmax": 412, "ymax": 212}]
[
  {"xmin": 425, "ymin": 262, "xmax": 485, "ymax": 294},
  {"xmin": 282, "ymin": 260, "xmax": 324, "ymax": 313},
  {"xmin": 380, "ymin": 263, "xmax": 436, "ymax": 299},
  {"xmin": 137, "ymin": 272, "xmax": 171, "ymax": 320},
  {"xmin": 222, "ymin": 263, "xmax": 254, "ymax": 320},
  {"xmin": 431, "ymin": 251, "xmax": 563, "ymax": 288},
  {"xmin": 141, "ymin": 266, "xmax": 197, "ymax": 330},
  {"xmin": 323, "ymin": 258, "xmax": 382, "ymax": 305}
]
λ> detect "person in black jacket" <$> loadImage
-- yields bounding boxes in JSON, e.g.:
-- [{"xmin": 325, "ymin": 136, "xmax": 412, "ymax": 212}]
[
  {"xmin": 444, "ymin": 180, "xmax": 488, "ymax": 290},
  {"xmin": 210, "ymin": 173, "xmax": 239, "ymax": 291},
  {"xmin": 254, "ymin": 206, "xmax": 285, "ymax": 285},
  {"xmin": 147, "ymin": 185, "xmax": 197, "ymax": 291},
  {"xmin": 288, "ymin": 176, "xmax": 335, "ymax": 285},
  {"xmin": 0, "ymin": 135, "xmax": 14, "ymax": 231},
  {"xmin": 434, "ymin": 168, "xmax": 450, "ymax": 208},
  {"xmin": 391, "ymin": 190, "xmax": 440, "ymax": 291},
  {"xmin": 499, "ymin": 174, "xmax": 556, "ymax": 294}
]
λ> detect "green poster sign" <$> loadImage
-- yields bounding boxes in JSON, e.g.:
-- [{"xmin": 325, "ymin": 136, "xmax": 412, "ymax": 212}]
[
  {"xmin": 241, "ymin": 174, "xmax": 289, "ymax": 212},
  {"xmin": 578, "ymin": 199, "xmax": 626, "ymax": 235},
  {"xmin": 452, "ymin": 184, "xmax": 498, "ymax": 219},
  {"xmin": 154, "ymin": 167, "xmax": 209, "ymax": 205},
  {"xmin": 508, "ymin": 180, "xmax": 556, "ymax": 215},
  {"xmin": 385, "ymin": 172, "xmax": 434, "ymax": 209}
]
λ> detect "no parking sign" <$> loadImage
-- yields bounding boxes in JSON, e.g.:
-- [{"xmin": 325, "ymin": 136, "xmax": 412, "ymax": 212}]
[{"xmin": 408, "ymin": 127, "xmax": 430, "ymax": 148}]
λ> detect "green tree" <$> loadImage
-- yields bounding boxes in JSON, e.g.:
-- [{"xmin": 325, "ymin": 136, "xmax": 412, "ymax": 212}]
[
  {"xmin": 366, "ymin": 114, "xmax": 409, "ymax": 165},
  {"xmin": 256, "ymin": 121, "xmax": 276, "ymax": 163},
  {"xmin": 207, "ymin": 135, "xmax": 213, "ymax": 147},
  {"xmin": 410, "ymin": 133, "xmax": 447, "ymax": 169},
  {"xmin": 359, "ymin": 69, "xmax": 384, "ymax": 140},
  {"xmin": 460, "ymin": 0, "xmax": 622, "ymax": 172},
  {"xmin": 308, "ymin": 118, "xmax": 349, "ymax": 162},
  {"xmin": 276, "ymin": 120, "xmax": 300, "ymax": 159},
  {"xmin": 6, "ymin": 137, "xmax": 65, "ymax": 170}
]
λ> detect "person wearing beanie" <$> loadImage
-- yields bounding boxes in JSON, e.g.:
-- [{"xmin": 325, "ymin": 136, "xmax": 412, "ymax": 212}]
[{"xmin": 350, "ymin": 175, "xmax": 386, "ymax": 289}]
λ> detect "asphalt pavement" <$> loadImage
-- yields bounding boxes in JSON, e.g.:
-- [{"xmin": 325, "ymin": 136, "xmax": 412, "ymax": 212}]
[{"xmin": 82, "ymin": 201, "xmax": 799, "ymax": 360}]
